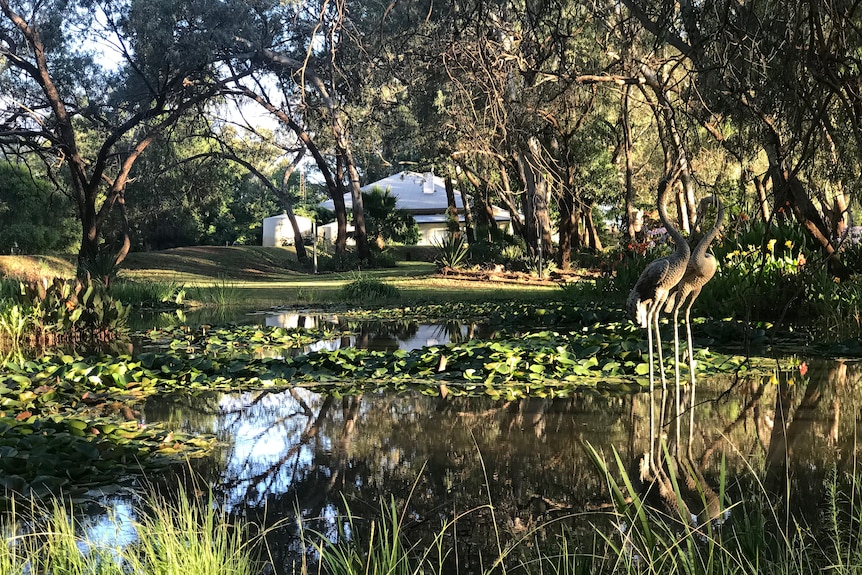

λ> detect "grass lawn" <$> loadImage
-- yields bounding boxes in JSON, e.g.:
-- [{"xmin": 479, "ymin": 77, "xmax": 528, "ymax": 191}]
[{"xmin": 1, "ymin": 246, "xmax": 563, "ymax": 307}]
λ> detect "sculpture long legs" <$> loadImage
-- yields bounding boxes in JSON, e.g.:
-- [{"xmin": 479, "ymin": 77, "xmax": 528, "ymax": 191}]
[
  {"xmin": 683, "ymin": 303, "xmax": 696, "ymax": 458},
  {"xmin": 646, "ymin": 296, "xmax": 674, "ymax": 471}
]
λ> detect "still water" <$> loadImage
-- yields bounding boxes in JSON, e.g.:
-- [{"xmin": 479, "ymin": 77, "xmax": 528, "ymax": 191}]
[
  {"xmin": 259, "ymin": 310, "xmax": 494, "ymax": 352},
  {"xmin": 126, "ymin": 357, "xmax": 860, "ymax": 571}
]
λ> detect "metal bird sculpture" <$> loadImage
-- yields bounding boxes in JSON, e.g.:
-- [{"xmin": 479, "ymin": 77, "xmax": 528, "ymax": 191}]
[
  {"xmin": 664, "ymin": 194, "xmax": 724, "ymax": 455},
  {"xmin": 627, "ymin": 178, "xmax": 690, "ymax": 468}
]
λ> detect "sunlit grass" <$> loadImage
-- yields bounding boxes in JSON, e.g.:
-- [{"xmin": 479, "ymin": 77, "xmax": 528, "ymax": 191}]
[
  {"xmin": 126, "ymin": 490, "xmax": 259, "ymax": 575},
  {"xmin": 7, "ymin": 451, "xmax": 862, "ymax": 575},
  {"xmin": 1, "ymin": 491, "xmax": 260, "ymax": 575}
]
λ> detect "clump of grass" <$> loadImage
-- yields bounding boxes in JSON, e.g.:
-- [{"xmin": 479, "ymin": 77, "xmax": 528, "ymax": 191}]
[
  {"xmin": 188, "ymin": 275, "xmax": 241, "ymax": 306},
  {"xmin": 339, "ymin": 272, "xmax": 400, "ymax": 302},
  {"xmin": 127, "ymin": 490, "xmax": 259, "ymax": 575},
  {"xmin": 309, "ymin": 496, "xmax": 423, "ymax": 575},
  {"xmin": 111, "ymin": 278, "xmax": 186, "ymax": 307},
  {"xmin": 1, "ymin": 491, "xmax": 260, "ymax": 575}
]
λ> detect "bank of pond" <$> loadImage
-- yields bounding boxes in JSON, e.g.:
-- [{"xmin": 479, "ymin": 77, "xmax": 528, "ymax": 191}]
[{"xmin": 1, "ymin": 302, "xmax": 861, "ymax": 573}]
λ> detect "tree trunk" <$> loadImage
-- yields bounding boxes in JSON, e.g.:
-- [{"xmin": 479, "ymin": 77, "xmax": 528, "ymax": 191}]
[
  {"xmin": 278, "ymin": 149, "xmax": 309, "ymax": 261},
  {"xmin": 769, "ymin": 159, "xmax": 849, "ymax": 279},
  {"xmin": 557, "ymin": 189, "xmax": 577, "ymax": 270},
  {"xmin": 456, "ymin": 166, "xmax": 492, "ymax": 239},
  {"xmin": 517, "ymin": 140, "xmax": 554, "ymax": 259},
  {"xmin": 498, "ymin": 162, "xmax": 524, "ymax": 237},
  {"xmin": 584, "ymin": 200, "xmax": 604, "ymax": 252},
  {"xmin": 444, "ymin": 175, "xmax": 461, "ymax": 237},
  {"xmin": 622, "ymin": 85, "xmax": 638, "ymax": 242},
  {"xmin": 675, "ymin": 182, "xmax": 690, "ymax": 234},
  {"xmin": 342, "ymin": 149, "xmax": 370, "ymax": 261},
  {"xmin": 454, "ymin": 171, "xmax": 476, "ymax": 242},
  {"xmin": 750, "ymin": 169, "xmax": 771, "ymax": 222}
]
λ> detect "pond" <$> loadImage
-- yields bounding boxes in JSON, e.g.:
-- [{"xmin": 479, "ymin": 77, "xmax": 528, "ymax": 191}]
[
  {"xmin": 89, "ymin": 357, "xmax": 859, "ymax": 573},
  {"xmin": 4, "ymin": 301, "xmax": 858, "ymax": 572}
]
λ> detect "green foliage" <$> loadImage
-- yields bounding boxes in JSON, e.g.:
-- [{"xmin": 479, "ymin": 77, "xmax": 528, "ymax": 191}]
[
  {"xmin": 311, "ymin": 496, "xmax": 424, "ymax": 575},
  {"xmin": 582, "ymin": 441, "xmax": 862, "ymax": 575},
  {"xmin": 369, "ymin": 248, "xmax": 399, "ymax": 268},
  {"xmin": 433, "ymin": 234, "xmax": 470, "ymax": 270},
  {"xmin": 0, "ymin": 162, "xmax": 78, "ymax": 255},
  {"xmin": 78, "ymin": 244, "xmax": 123, "ymax": 287},
  {"xmin": 320, "ymin": 249, "xmax": 363, "ymax": 272},
  {"xmin": 127, "ymin": 490, "xmax": 259, "ymax": 575},
  {"xmin": 339, "ymin": 273, "xmax": 400, "ymax": 302},
  {"xmin": 596, "ymin": 239, "xmax": 674, "ymax": 302},
  {"xmin": 0, "ymin": 303, "xmax": 30, "ymax": 347},
  {"xmin": 362, "ymin": 186, "xmax": 420, "ymax": 247},
  {"xmin": 111, "ymin": 279, "xmax": 186, "ymax": 308},
  {"xmin": 188, "ymin": 275, "xmax": 240, "ymax": 307},
  {"xmin": 699, "ymin": 221, "xmax": 815, "ymax": 322},
  {"xmin": 525, "ymin": 254, "xmax": 557, "ymax": 276},
  {"xmin": 464, "ymin": 238, "xmax": 504, "ymax": 265},
  {"xmin": 123, "ymin": 123, "xmax": 282, "ymax": 250},
  {"xmin": 599, "ymin": 218, "xmax": 862, "ymax": 337},
  {"xmin": 0, "ymin": 277, "xmax": 129, "ymax": 347}
]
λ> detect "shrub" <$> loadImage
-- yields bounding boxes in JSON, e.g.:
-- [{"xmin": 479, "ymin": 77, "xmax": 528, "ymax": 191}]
[
  {"xmin": 0, "ymin": 277, "xmax": 129, "ymax": 347},
  {"xmin": 433, "ymin": 235, "xmax": 469, "ymax": 271},
  {"xmin": 339, "ymin": 273, "xmax": 400, "ymax": 302}
]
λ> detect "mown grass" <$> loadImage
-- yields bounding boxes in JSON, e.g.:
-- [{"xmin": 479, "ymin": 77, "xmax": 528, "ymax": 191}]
[{"xmin": 1, "ymin": 246, "xmax": 561, "ymax": 308}]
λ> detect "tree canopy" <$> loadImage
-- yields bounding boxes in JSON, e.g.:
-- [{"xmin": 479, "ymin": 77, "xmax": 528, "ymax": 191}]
[{"xmin": 0, "ymin": 0, "xmax": 859, "ymax": 276}]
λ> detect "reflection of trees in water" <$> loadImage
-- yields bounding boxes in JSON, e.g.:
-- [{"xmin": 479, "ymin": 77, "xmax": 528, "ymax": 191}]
[
  {"xmin": 340, "ymin": 318, "xmax": 498, "ymax": 351},
  {"xmin": 136, "ymin": 359, "xmax": 862, "ymax": 572},
  {"xmin": 689, "ymin": 360, "xmax": 862, "ymax": 525}
]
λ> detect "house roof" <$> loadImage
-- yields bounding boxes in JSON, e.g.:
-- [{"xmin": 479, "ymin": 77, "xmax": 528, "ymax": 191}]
[
  {"xmin": 320, "ymin": 171, "xmax": 510, "ymax": 220},
  {"xmin": 321, "ymin": 171, "xmax": 461, "ymax": 212}
]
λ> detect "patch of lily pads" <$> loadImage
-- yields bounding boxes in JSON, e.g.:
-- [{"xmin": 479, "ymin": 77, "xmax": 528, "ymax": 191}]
[
  {"xmin": 0, "ymin": 414, "xmax": 213, "ymax": 504},
  {"xmin": 4, "ymin": 324, "xmax": 754, "ymax": 399}
]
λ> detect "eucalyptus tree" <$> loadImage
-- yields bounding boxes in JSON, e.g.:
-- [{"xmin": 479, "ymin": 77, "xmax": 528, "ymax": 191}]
[
  {"xmin": 434, "ymin": 0, "xmax": 620, "ymax": 267},
  {"xmin": 0, "ymin": 0, "xmax": 255, "ymax": 274},
  {"xmin": 618, "ymin": 0, "xmax": 861, "ymax": 277},
  {"xmin": 225, "ymin": 0, "xmax": 385, "ymax": 261}
]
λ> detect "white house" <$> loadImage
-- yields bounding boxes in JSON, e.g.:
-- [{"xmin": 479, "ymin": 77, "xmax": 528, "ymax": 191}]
[
  {"xmin": 320, "ymin": 171, "xmax": 512, "ymax": 245},
  {"xmin": 262, "ymin": 213, "xmax": 314, "ymax": 247}
]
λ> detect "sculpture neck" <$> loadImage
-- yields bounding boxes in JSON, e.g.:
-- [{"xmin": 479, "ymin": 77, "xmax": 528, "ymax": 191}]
[
  {"xmin": 657, "ymin": 179, "xmax": 690, "ymax": 258},
  {"xmin": 694, "ymin": 196, "xmax": 724, "ymax": 257}
]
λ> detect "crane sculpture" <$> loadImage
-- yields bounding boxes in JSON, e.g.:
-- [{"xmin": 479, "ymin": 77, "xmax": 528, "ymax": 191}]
[
  {"xmin": 627, "ymin": 178, "xmax": 690, "ymax": 469},
  {"xmin": 664, "ymin": 195, "xmax": 724, "ymax": 455}
]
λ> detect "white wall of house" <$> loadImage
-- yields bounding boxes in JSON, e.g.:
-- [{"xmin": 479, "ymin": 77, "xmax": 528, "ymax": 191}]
[{"xmin": 262, "ymin": 214, "xmax": 313, "ymax": 247}]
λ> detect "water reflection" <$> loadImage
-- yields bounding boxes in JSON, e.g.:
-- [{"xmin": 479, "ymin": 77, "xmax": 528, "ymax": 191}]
[
  {"xmin": 136, "ymin": 358, "xmax": 862, "ymax": 571},
  {"xmin": 261, "ymin": 311, "xmax": 497, "ymax": 352}
]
